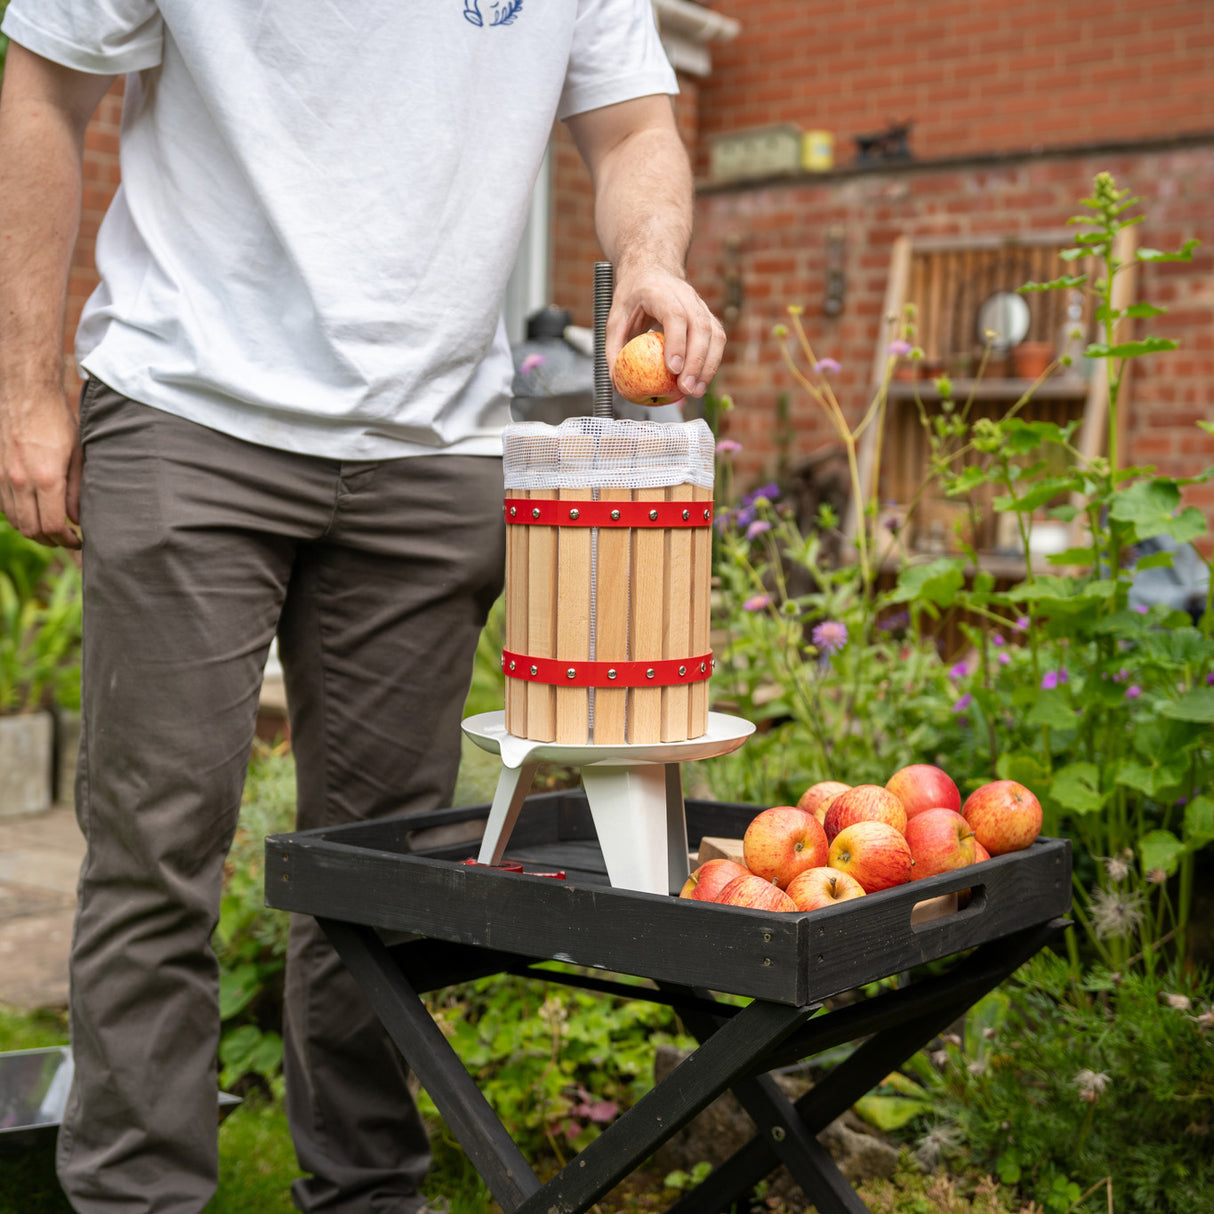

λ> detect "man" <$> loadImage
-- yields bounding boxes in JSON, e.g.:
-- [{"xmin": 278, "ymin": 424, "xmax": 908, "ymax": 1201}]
[{"xmin": 0, "ymin": 3, "xmax": 725, "ymax": 1211}]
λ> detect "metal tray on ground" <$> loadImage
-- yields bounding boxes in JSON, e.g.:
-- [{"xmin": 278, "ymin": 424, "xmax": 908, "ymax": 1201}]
[{"xmin": 265, "ymin": 791, "xmax": 1071, "ymax": 1007}]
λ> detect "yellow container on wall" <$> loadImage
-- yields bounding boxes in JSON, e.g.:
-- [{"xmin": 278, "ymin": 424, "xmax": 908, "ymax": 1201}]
[{"xmin": 802, "ymin": 129, "xmax": 835, "ymax": 172}]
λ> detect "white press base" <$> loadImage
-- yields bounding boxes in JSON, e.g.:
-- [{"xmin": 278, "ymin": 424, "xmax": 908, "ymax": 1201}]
[{"xmin": 461, "ymin": 711, "xmax": 755, "ymax": 895}]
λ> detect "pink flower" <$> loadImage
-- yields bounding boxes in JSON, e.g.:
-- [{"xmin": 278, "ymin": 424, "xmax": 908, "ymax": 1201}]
[
  {"xmin": 997, "ymin": 651, "xmax": 1010, "ymax": 666},
  {"xmin": 953, "ymin": 693, "xmax": 973, "ymax": 713},
  {"xmin": 746, "ymin": 520, "xmax": 772, "ymax": 540},
  {"xmin": 716, "ymin": 439, "xmax": 742, "ymax": 456},
  {"xmin": 743, "ymin": 594, "xmax": 772, "ymax": 612},
  {"xmin": 520, "ymin": 353, "xmax": 546, "ymax": 374},
  {"xmin": 1014, "ymin": 616, "xmax": 1031, "ymax": 631},
  {"xmin": 1125, "ymin": 685, "xmax": 1141, "ymax": 700},
  {"xmin": 814, "ymin": 357, "xmax": 842, "ymax": 374},
  {"xmin": 812, "ymin": 620, "xmax": 849, "ymax": 654},
  {"xmin": 1041, "ymin": 669, "xmax": 1068, "ymax": 691},
  {"xmin": 888, "ymin": 340, "xmax": 912, "ymax": 357},
  {"xmin": 992, "ymin": 634, "xmax": 1005, "ymax": 646}
]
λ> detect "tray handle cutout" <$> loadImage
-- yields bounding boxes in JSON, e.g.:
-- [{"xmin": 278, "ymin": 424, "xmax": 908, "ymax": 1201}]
[{"xmin": 909, "ymin": 883, "xmax": 987, "ymax": 933}]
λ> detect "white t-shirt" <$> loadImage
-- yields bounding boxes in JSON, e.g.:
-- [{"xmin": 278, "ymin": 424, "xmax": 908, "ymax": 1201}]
[{"xmin": 2, "ymin": 1, "xmax": 677, "ymax": 459}]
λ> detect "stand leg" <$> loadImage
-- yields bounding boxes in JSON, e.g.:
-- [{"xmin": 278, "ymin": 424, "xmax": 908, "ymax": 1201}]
[
  {"xmin": 580, "ymin": 763, "xmax": 674, "ymax": 894},
  {"xmin": 477, "ymin": 763, "xmax": 539, "ymax": 865},
  {"xmin": 665, "ymin": 763, "xmax": 691, "ymax": 893}
]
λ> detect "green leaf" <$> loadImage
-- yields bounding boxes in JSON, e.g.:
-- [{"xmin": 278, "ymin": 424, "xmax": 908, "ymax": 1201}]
[
  {"xmin": 996, "ymin": 750, "xmax": 1053, "ymax": 790},
  {"xmin": 1159, "ymin": 687, "xmax": 1214, "ymax": 723},
  {"xmin": 853, "ymin": 1092, "xmax": 933, "ymax": 1131},
  {"xmin": 993, "ymin": 476, "xmax": 1082, "ymax": 514},
  {"xmin": 1123, "ymin": 302, "xmax": 1167, "ymax": 319},
  {"xmin": 1139, "ymin": 829, "xmax": 1184, "ymax": 878},
  {"xmin": 1018, "ymin": 274, "xmax": 1087, "ymax": 293},
  {"xmin": 1136, "ymin": 238, "xmax": 1200, "ymax": 263},
  {"xmin": 218, "ymin": 963, "xmax": 261, "ymax": 1019},
  {"xmin": 1000, "ymin": 418, "xmax": 1070, "ymax": 455},
  {"xmin": 1184, "ymin": 795, "xmax": 1214, "ymax": 849},
  {"xmin": 1113, "ymin": 758, "xmax": 1185, "ymax": 800},
  {"xmin": 1108, "ymin": 478, "xmax": 1179, "ymax": 534},
  {"xmin": 1199, "ymin": 421, "xmax": 1214, "ymax": 436},
  {"xmin": 1026, "ymin": 690, "xmax": 1079, "ymax": 731},
  {"xmin": 1050, "ymin": 762, "xmax": 1105, "ymax": 815},
  {"xmin": 1045, "ymin": 547, "xmax": 1098, "ymax": 567},
  {"xmin": 890, "ymin": 558, "xmax": 965, "ymax": 608},
  {"xmin": 1086, "ymin": 337, "xmax": 1179, "ymax": 358},
  {"xmin": 1134, "ymin": 550, "xmax": 1175, "ymax": 572}
]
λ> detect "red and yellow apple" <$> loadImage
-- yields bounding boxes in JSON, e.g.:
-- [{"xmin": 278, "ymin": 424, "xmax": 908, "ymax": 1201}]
[
  {"xmin": 679, "ymin": 858, "xmax": 750, "ymax": 901},
  {"xmin": 612, "ymin": 331, "xmax": 681, "ymax": 406},
  {"xmin": 828, "ymin": 820, "xmax": 913, "ymax": 893},
  {"xmin": 904, "ymin": 808, "xmax": 978, "ymax": 880},
  {"xmin": 961, "ymin": 780, "xmax": 1043, "ymax": 855},
  {"xmin": 823, "ymin": 784, "xmax": 908, "ymax": 843},
  {"xmin": 796, "ymin": 780, "xmax": 851, "ymax": 825},
  {"xmin": 714, "ymin": 874, "xmax": 797, "ymax": 912},
  {"xmin": 885, "ymin": 763, "xmax": 961, "ymax": 821},
  {"xmin": 743, "ymin": 805, "xmax": 829, "ymax": 889},
  {"xmin": 785, "ymin": 866, "xmax": 866, "ymax": 911}
]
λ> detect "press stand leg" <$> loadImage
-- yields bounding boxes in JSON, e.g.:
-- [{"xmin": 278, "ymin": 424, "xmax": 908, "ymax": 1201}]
[
  {"xmin": 580, "ymin": 761, "xmax": 690, "ymax": 895},
  {"xmin": 477, "ymin": 763, "xmax": 539, "ymax": 866}
]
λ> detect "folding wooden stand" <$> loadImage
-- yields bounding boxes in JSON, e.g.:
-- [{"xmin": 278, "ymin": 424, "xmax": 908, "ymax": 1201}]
[{"xmin": 265, "ymin": 793, "xmax": 1071, "ymax": 1214}]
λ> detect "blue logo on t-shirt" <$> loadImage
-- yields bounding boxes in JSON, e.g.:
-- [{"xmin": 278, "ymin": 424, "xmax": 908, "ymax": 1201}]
[{"xmin": 464, "ymin": 1, "xmax": 523, "ymax": 25}]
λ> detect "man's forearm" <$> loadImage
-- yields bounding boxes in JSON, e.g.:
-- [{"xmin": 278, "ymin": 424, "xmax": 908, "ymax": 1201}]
[
  {"xmin": 0, "ymin": 57, "xmax": 91, "ymax": 396},
  {"xmin": 590, "ymin": 121, "xmax": 694, "ymax": 282}
]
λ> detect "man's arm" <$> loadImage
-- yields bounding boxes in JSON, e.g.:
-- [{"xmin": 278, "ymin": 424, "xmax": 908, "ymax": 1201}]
[
  {"xmin": 566, "ymin": 94, "xmax": 725, "ymax": 402},
  {"xmin": 0, "ymin": 43, "xmax": 114, "ymax": 548}
]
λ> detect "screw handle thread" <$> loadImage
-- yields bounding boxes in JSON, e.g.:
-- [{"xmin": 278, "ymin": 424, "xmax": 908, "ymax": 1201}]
[{"xmin": 593, "ymin": 261, "xmax": 614, "ymax": 418}]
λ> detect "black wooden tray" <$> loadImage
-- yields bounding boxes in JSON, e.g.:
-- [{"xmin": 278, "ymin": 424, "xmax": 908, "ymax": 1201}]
[{"xmin": 265, "ymin": 791, "xmax": 1071, "ymax": 1007}]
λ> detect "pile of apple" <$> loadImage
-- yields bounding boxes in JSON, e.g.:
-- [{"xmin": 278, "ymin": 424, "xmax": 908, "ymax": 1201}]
[{"xmin": 680, "ymin": 766, "xmax": 1043, "ymax": 912}]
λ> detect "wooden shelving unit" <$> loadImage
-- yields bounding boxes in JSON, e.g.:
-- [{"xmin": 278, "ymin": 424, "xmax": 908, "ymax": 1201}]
[{"xmin": 854, "ymin": 228, "xmax": 1138, "ymax": 569}]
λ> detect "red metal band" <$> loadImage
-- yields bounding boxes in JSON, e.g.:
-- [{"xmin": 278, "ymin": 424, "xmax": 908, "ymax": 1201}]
[
  {"xmin": 504, "ymin": 497, "xmax": 713, "ymax": 528},
  {"xmin": 501, "ymin": 650, "xmax": 714, "ymax": 688}
]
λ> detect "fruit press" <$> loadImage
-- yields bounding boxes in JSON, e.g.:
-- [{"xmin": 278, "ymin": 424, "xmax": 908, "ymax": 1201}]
[{"xmin": 264, "ymin": 791, "xmax": 1071, "ymax": 1214}]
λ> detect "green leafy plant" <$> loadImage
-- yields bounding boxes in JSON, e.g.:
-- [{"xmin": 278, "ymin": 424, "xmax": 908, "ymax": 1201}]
[
  {"xmin": 0, "ymin": 523, "xmax": 82, "ymax": 715},
  {"xmin": 916, "ymin": 953, "xmax": 1214, "ymax": 1214}
]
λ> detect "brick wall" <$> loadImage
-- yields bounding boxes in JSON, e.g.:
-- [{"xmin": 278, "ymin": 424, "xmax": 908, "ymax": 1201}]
[
  {"xmin": 685, "ymin": 145, "xmax": 1214, "ymax": 541},
  {"xmin": 697, "ymin": 0, "xmax": 1214, "ymax": 173}
]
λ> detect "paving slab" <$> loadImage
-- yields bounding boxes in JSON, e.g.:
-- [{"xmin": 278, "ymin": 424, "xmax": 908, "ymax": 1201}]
[{"xmin": 0, "ymin": 909, "xmax": 74, "ymax": 1011}]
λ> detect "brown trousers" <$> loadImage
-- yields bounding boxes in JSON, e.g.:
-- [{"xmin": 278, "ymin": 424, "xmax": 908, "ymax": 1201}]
[{"xmin": 58, "ymin": 380, "xmax": 505, "ymax": 1213}]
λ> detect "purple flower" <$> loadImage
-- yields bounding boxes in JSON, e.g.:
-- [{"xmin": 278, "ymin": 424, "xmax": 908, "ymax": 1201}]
[
  {"xmin": 1041, "ymin": 670, "xmax": 1066, "ymax": 691},
  {"xmin": 953, "ymin": 693, "xmax": 973, "ymax": 713},
  {"xmin": 949, "ymin": 660, "xmax": 969, "ymax": 680},
  {"xmin": 888, "ymin": 340, "xmax": 912, "ymax": 357},
  {"xmin": 746, "ymin": 482, "xmax": 781, "ymax": 504},
  {"xmin": 814, "ymin": 357, "xmax": 842, "ymax": 375},
  {"xmin": 735, "ymin": 506, "xmax": 756, "ymax": 530},
  {"xmin": 1015, "ymin": 616, "xmax": 1031, "ymax": 631},
  {"xmin": 997, "ymin": 651, "xmax": 1011, "ymax": 666},
  {"xmin": 1207, "ymin": 672, "xmax": 1214, "ymax": 686},
  {"xmin": 1125, "ymin": 685, "xmax": 1142, "ymax": 700},
  {"xmin": 520, "ymin": 352, "xmax": 546, "ymax": 374},
  {"xmin": 992, "ymin": 634, "xmax": 1005, "ymax": 647},
  {"xmin": 746, "ymin": 520, "xmax": 772, "ymax": 540},
  {"xmin": 716, "ymin": 438, "xmax": 742, "ymax": 455},
  {"xmin": 1133, "ymin": 604, "xmax": 1149, "ymax": 614},
  {"xmin": 812, "ymin": 620, "xmax": 849, "ymax": 654},
  {"xmin": 743, "ymin": 594, "xmax": 772, "ymax": 612}
]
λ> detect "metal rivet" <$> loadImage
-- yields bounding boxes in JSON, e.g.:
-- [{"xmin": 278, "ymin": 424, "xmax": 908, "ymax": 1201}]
[
  {"xmin": 682, "ymin": 509, "xmax": 690, "ymax": 521},
  {"xmin": 531, "ymin": 507, "xmax": 541, "ymax": 520},
  {"xmin": 700, "ymin": 662, "xmax": 706, "ymax": 673},
  {"xmin": 649, "ymin": 509, "xmax": 659, "ymax": 521},
  {"xmin": 711, "ymin": 659, "xmax": 717, "ymax": 671},
  {"xmin": 770, "ymin": 1125, "xmax": 785, "ymax": 1140},
  {"xmin": 567, "ymin": 667, "xmax": 577, "ymax": 679},
  {"xmin": 530, "ymin": 665, "xmax": 538, "ymax": 677},
  {"xmin": 646, "ymin": 668, "xmax": 656, "ymax": 679},
  {"xmin": 678, "ymin": 665, "xmax": 687, "ymax": 676},
  {"xmin": 610, "ymin": 509, "xmax": 621, "ymax": 521},
  {"xmin": 509, "ymin": 506, "xmax": 517, "ymax": 518},
  {"xmin": 509, "ymin": 660, "xmax": 516, "ymax": 671},
  {"xmin": 703, "ymin": 508, "xmax": 711, "ymax": 520},
  {"xmin": 569, "ymin": 508, "xmax": 580, "ymax": 521},
  {"xmin": 607, "ymin": 668, "xmax": 618, "ymax": 680}
]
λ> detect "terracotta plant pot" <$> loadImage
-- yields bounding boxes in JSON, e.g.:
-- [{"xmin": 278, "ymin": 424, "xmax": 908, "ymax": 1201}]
[{"xmin": 1013, "ymin": 341, "xmax": 1055, "ymax": 380}]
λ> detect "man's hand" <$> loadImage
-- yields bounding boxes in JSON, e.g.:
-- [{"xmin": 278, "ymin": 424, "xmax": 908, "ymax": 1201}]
[
  {"xmin": 0, "ymin": 42, "xmax": 113, "ymax": 548},
  {"xmin": 0, "ymin": 387, "xmax": 82, "ymax": 549},
  {"xmin": 568, "ymin": 94, "xmax": 726, "ymax": 403},
  {"xmin": 605, "ymin": 262, "xmax": 725, "ymax": 402}
]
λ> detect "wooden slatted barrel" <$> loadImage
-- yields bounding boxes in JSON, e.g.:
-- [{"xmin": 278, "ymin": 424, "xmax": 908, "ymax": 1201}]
[{"xmin": 502, "ymin": 418, "xmax": 715, "ymax": 745}]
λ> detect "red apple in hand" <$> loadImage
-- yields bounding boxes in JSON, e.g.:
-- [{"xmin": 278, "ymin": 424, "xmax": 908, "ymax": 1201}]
[
  {"xmin": 885, "ymin": 764, "xmax": 961, "ymax": 821},
  {"xmin": 612, "ymin": 331, "xmax": 681, "ymax": 406},
  {"xmin": 961, "ymin": 780, "xmax": 1042, "ymax": 855},
  {"xmin": 796, "ymin": 780, "xmax": 851, "ymax": 825},
  {"xmin": 904, "ymin": 808, "xmax": 978, "ymax": 880},
  {"xmin": 679, "ymin": 858, "xmax": 750, "ymax": 901},
  {"xmin": 743, "ymin": 806, "xmax": 829, "ymax": 889},
  {"xmin": 828, "ymin": 820, "xmax": 912, "ymax": 892},
  {"xmin": 823, "ymin": 785, "xmax": 907, "ymax": 843},
  {"xmin": 785, "ymin": 866, "xmax": 866, "ymax": 911},
  {"xmin": 714, "ymin": 874, "xmax": 797, "ymax": 912}
]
